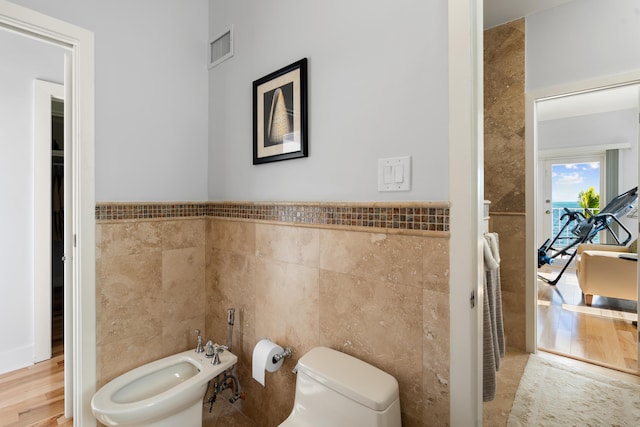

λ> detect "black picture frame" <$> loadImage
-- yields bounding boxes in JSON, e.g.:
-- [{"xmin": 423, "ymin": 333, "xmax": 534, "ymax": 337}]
[{"xmin": 253, "ymin": 58, "xmax": 308, "ymax": 164}]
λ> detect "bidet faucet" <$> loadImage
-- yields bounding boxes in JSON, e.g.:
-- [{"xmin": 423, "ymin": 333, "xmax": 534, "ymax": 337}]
[
  {"xmin": 194, "ymin": 329, "xmax": 204, "ymax": 353},
  {"xmin": 212, "ymin": 344, "xmax": 228, "ymax": 365}
]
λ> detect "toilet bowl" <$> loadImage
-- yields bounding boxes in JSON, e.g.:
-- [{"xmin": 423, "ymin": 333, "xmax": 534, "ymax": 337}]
[
  {"xmin": 280, "ymin": 346, "xmax": 402, "ymax": 427},
  {"xmin": 91, "ymin": 348, "xmax": 237, "ymax": 427}
]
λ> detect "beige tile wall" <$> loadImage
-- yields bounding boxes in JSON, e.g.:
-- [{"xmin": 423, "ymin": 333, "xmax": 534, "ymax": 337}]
[
  {"xmin": 484, "ymin": 18, "xmax": 526, "ymax": 350},
  {"xmin": 206, "ymin": 219, "xmax": 450, "ymax": 426},
  {"xmin": 95, "ymin": 214, "xmax": 450, "ymax": 426},
  {"xmin": 491, "ymin": 215, "xmax": 527, "ymax": 350},
  {"xmin": 95, "ymin": 218, "xmax": 207, "ymax": 388}
]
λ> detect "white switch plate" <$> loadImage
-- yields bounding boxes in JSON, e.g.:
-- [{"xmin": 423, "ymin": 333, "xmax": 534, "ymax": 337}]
[{"xmin": 378, "ymin": 156, "xmax": 411, "ymax": 191}]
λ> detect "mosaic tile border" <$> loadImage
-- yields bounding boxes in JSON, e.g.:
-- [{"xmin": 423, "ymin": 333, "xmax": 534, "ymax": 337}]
[{"xmin": 96, "ymin": 202, "xmax": 450, "ymax": 233}]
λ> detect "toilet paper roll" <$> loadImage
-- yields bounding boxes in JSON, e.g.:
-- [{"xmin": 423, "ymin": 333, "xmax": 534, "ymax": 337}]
[{"xmin": 252, "ymin": 339, "xmax": 284, "ymax": 386}]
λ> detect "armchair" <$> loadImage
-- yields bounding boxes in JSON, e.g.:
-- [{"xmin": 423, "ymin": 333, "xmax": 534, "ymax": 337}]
[{"xmin": 575, "ymin": 243, "xmax": 637, "ymax": 306}]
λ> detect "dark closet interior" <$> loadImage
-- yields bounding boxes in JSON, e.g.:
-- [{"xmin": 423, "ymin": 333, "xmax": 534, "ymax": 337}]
[{"xmin": 52, "ymin": 99, "xmax": 64, "ymax": 357}]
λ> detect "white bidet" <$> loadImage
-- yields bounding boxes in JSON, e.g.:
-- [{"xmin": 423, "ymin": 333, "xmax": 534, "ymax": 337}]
[{"xmin": 91, "ymin": 348, "xmax": 237, "ymax": 427}]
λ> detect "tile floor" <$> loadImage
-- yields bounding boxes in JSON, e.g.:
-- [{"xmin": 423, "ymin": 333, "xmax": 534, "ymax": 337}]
[
  {"xmin": 483, "ymin": 350, "xmax": 530, "ymax": 426},
  {"xmin": 202, "ymin": 389, "xmax": 257, "ymax": 427}
]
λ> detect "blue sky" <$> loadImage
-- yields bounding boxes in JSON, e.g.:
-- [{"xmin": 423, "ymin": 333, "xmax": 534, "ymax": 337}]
[{"xmin": 552, "ymin": 162, "xmax": 600, "ymax": 202}]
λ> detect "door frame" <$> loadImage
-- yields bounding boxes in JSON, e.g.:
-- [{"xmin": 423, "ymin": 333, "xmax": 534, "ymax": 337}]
[
  {"xmin": 525, "ymin": 70, "xmax": 640, "ymax": 354},
  {"xmin": 0, "ymin": 1, "xmax": 96, "ymax": 425},
  {"xmin": 449, "ymin": 0, "xmax": 483, "ymax": 425}
]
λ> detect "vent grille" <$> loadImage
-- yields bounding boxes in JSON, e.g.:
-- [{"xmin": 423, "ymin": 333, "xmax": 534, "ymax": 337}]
[{"xmin": 209, "ymin": 27, "xmax": 233, "ymax": 69}]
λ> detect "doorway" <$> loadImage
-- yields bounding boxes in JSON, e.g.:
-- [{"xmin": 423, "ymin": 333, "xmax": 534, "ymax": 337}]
[
  {"xmin": 0, "ymin": 2, "xmax": 96, "ymax": 424},
  {"xmin": 532, "ymin": 83, "xmax": 640, "ymax": 373}
]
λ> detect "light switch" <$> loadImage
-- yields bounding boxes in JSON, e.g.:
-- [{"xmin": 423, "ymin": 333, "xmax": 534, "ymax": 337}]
[
  {"xmin": 383, "ymin": 165, "xmax": 394, "ymax": 184},
  {"xmin": 394, "ymin": 165, "xmax": 404, "ymax": 183},
  {"xmin": 378, "ymin": 156, "xmax": 411, "ymax": 191}
]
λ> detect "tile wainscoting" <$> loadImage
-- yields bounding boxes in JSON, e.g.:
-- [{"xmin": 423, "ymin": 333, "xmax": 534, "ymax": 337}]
[
  {"xmin": 96, "ymin": 201, "xmax": 451, "ymax": 426},
  {"xmin": 96, "ymin": 201, "xmax": 449, "ymax": 233}
]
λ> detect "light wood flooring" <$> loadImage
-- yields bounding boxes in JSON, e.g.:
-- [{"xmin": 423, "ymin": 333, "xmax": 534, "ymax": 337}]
[
  {"xmin": 0, "ymin": 288, "xmax": 70, "ymax": 427},
  {"xmin": 537, "ymin": 264, "xmax": 639, "ymax": 373},
  {"xmin": 0, "ymin": 353, "xmax": 71, "ymax": 427}
]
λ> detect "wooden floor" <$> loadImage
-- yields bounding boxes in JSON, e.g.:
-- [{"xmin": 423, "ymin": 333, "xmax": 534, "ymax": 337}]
[
  {"xmin": 537, "ymin": 264, "xmax": 639, "ymax": 373},
  {"xmin": 0, "ymin": 354, "xmax": 71, "ymax": 427},
  {"xmin": 0, "ymin": 288, "xmax": 70, "ymax": 427}
]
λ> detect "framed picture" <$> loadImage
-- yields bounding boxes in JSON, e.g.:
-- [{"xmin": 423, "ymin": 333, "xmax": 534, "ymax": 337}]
[{"xmin": 253, "ymin": 58, "xmax": 308, "ymax": 164}]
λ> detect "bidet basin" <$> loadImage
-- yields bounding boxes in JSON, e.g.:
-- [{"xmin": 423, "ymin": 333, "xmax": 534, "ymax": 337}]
[
  {"xmin": 91, "ymin": 348, "xmax": 237, "ymax": 427},
  {"xmin": 112, "ymin": 361, "xmax": 200, "ymax": 403}
]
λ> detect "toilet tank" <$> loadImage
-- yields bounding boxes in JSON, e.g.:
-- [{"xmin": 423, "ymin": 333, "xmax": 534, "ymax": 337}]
[{"xmin": 281, "ymin": 347, "xmax": 401, "ymax": 427}]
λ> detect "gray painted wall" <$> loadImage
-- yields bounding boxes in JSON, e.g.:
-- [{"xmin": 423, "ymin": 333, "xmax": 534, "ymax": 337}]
[
  {"xmin": 12, "ymin": 0, "xmax": 210, "ymax": 202},
  {"xmin": 0, "ymin": 28, "xmax": 64, "ymax": 373},
  {"xmin": 208, "ymin": 0, "xmax": 449, "ymax": 201},
  {"xmin": 526, "ymin": 0, "xmax": 640, "ymax": 91}
]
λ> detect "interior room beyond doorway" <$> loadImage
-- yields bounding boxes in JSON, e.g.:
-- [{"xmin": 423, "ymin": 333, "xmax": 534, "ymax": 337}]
[{"xmin": 535, "ymin": 83, "xmax": 640, "ymax": 374}]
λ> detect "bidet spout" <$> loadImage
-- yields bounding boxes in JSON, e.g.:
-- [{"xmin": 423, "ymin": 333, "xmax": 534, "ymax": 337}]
[{"xmin": 205, "ymin": 340, "xmax": 215, "ymax": 358}]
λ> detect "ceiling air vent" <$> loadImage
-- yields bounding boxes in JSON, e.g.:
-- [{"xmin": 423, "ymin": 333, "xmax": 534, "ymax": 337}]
[{"xmin": 208, "ymin": 27, "xmax": 233, "ymax": 69}]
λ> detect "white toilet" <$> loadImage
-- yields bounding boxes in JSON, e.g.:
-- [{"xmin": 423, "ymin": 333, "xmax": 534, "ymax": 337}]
[{"xmin": 280, "ymin": 346, "xmax": 402, "ymax": 426}]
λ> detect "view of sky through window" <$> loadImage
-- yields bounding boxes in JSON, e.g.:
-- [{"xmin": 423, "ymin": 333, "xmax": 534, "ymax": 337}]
[{"xmin": 552, "ymin": 162, "xmax": 600, "ymax": 203}]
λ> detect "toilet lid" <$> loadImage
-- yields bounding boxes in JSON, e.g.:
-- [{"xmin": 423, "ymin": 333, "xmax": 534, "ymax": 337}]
[{"xmin": 295, "ymin": 347, "xmax": 399, "ymax": 411}]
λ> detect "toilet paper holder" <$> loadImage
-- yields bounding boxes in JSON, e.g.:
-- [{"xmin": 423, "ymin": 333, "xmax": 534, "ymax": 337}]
[
  {"xmin": 272, "ymin": 347, "xmax": 292, "ymax": 363},
  {"xmin": 253, "ymin": 338, "xmax": 294, "ymax": 386}
]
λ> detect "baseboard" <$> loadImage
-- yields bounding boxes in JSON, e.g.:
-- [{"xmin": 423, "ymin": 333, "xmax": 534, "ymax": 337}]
[{"xmin": 0, "ymin": 344, "xmax": 34, "ymax": 375}]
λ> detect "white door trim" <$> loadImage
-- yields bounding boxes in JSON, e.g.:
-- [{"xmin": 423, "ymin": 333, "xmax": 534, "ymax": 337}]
[
  {"xmin": 539, "ymin": 143, "xmax": 631, "ymax": 159},
  {"xmin": 34, "ymin": 79, "xmax": 63, "ymax": 364},
  {"xmin": 636, "ymin": 85, "xmax": 640, "ymax": 370},
  {"xmin": 449, "ymin": 0, "xmax": 483, "ymax": 425},
  {"xmin": 0, "ymin": 2, "xmax": 96, "ymax": 425}
]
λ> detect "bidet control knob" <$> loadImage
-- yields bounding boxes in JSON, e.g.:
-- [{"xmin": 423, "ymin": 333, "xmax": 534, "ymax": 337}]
[
  {"xmin": 194, "ymin": 330, "xmax": 204, "ymax": 353},
  {"xmin": 211, "ymin": 344, "xmax": 228, "ymax": 365},
  {"xmin": 205, "ymin": 340, "xmax": 214, "ymax": 357}
]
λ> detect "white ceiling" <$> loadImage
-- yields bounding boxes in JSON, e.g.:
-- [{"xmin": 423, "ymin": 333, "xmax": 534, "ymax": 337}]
[{"xmin": 484, "ymin": 0, "xmax": 573, "ymax": 29}]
